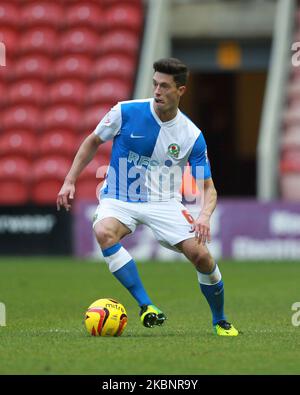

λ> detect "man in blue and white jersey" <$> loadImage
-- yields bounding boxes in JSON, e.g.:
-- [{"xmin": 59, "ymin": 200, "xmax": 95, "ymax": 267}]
[{"xmin": 57, "ymin": 58, "xmax": 238, "ymax": 336}]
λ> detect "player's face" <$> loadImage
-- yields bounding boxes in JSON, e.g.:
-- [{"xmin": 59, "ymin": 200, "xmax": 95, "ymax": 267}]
[{"xmin": 152, "ymin": 72, "xmax": 186, "ymax": 114}]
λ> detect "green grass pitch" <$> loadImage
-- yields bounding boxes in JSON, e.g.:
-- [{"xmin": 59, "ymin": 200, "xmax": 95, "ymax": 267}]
[{"xmin": 0, "ymin": 257, "xmax": 300, "ymax": 375}]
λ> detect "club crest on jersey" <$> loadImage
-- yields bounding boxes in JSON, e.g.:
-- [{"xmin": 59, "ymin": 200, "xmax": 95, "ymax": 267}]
[{"xmin": 168, "ymin": 143, "xmax": 180, "ymax": 159}]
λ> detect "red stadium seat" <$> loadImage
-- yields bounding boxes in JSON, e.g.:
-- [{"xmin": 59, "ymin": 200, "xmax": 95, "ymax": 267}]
[
  {"xmin": 280, "ymin": 173, "xmax": 300, "ymax": 201},
  {"xmin": 0, "ymin": 157, "xmax": 31, "ymax": 205},
  {"xmin": 100, "ymin": 30, "xmax": 140, "ymax": 56},
  {"xmin": 21, "ymin": 2, "xmax": 64, "ymax": 28},
  {"xmin": 14, "ymin": 54, "xmax": 53, "ymax": 80},
  {"xmin": 59, "ymin": 28, "xmax": 101, "ymax": 55},
  {"xmin": 296, "ymin": 9, "xmax": 300, "ymax": 25},
  {"xmin": 77, "ymin": 157, "xmax": 108, "ymax": 200},
  {"xmin": 105, "ymin": 4, "xmax": 143, "ymax": 34},
  {"xmin": 53, "ymin": 54, "xmax": 92, "ymax": 80},
  {"xmin": 0, "ymin": 2, "xmax": 20, "ymax": 27},
  {"xmin": 2, "ymin": 105, "xmax": 40, "ymax": 132},
  {"xmin": 61, "ymin": 0, "xmax": 86, "ymax": 4},
  {"xmin": 79, "ymin": 104, "xmax": 111, "ymax": 132},
  {"xmin": 0, "ymin": 81, "xmax": 6, "ymax": 107},
  {"xmin": 287, "ymin": 78, "xmax": 300, "ymax": 101},
  {"xmin": 32, "ymin": 156, "xmax": 72, "ymax": 205},
  {"xmin": 38, "ymin": 130, "xmax": 78, "ymax": 158},
  {"xmin": 65, "ymin": 2, "xmax": 104, "ymax": 30},
  {"xmin": 281, "ymin": 127, "xmax": 300, "ymax": 150},
  {"xmin": 0, "ymin": 131, "xmax": 36, "ymax": 159},
  {"xmin": 20, "ymin": 27, "xmax": 58, "ymax": 55},
  {"xmin": 282, "ymin": 102, "xmax": 300, "ymax": 127},
  {"xmin": 0, "ymin": 59, "xmax": 9, "ymax": 82},
  {"xmin": 280, "ymin": 150, "xmax": 300, "ymax": 173},
  {"xmin": 85, "ymin": 79, "xmax": 130, "ymax": 105},
  {"xmin": 92, "ymin": 54, "xmax": 135, "ymax": 80},
  {"xmin": 48, "ymin": 79, "xmax": 86, "ymax": 105},
  {"xmin": 0, "ymin": 27, "xmax": 19, "ymax": 57},
  {"xmin": 76, "ymin": 178, "xmax": 100, "ymax": 200},
  {"xmin": 280, "ymin": 145, "xmax": 300, "ymax": 201},
  {"xmin": 101, "ymin": 0, "xmax": 142, "ymax": 5},
  {"xmin": 43, "ymin": 104, "xmax": 82, "ymax": 132},
  {"xmin": 8, "ymin": 79, "xmax": 47, "ymax": 106}
]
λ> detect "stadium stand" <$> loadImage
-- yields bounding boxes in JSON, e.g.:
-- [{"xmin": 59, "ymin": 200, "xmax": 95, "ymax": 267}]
[
  {"xmin": 100, "ymin": 29, "xmax": 140, "ymax": 57},
  {"xmin": 0, "ymin": 0, "xmax": 144, "ymax": 204},
  {"xmin": 85, "ymin": 78, "xmax": 131, "ymax": 105},
  {"xmin": 59, "ymin": 27, "xmax": 101, "ymax": 55},
  {"xmin": 92, "ymin": 54, "xmax": 135, "ymax": 81},
  {"xmin": 43, "ymin": 104, "xmax": 82, "ymax": 133},
  {"xmin": 48, "ymin": 79, "xmax": 87, "ymax": 105},
  {"xmin": 20, "ymin": 27, "xmax": 58, "ymax": 55},
  {"xmin": 64, "ymin": 2, "xmax": 104, "ymax": 30},
  {"xmin": 79, "ymin": 104, "xmax": 111, "ymax": 132},
  {"xmin": 38, "ymin": 130, "xmax": 79, "ymax": 160},
  {"xmin": 2, "ymin": 105, "xmax": 41, "ymax": 132},
  {"xmin": 0, "ymin": 1, "xmax": 20, "ymax": 28},
  {"xmin": 0, "ymin": 27, "xmax": 19, "ymax": 59},
  {"xmin": 13, "ymin": 54, "xmax": 53, "ymax": 81},
  {"xmin": 31, "ymin": 156, "xmax": 72, "ymax": 205},
  {"xmin": 8, "ymin": 79, "xmax": 47, "ymax": 106},
  {"xmin": 105, "ymin": 3, "xmax": 143, "ymax": 34},
  {"xmin": 21, "ymin": 2, "xmax": 64, "ymax": 28},
  {"xmin": 0, "ymin": 157, "xmax": 31, "ymax": 205},
  {"xmin": 52, "ymin": 54, "xmax": 93, "ymax": 80},
  {"xmin": 0, "ymin": 130, "xmax": 35, "ymax": 159},
  {"xmin": 76, "ymin": 156, "xmax": 109, "ymax": 201}
]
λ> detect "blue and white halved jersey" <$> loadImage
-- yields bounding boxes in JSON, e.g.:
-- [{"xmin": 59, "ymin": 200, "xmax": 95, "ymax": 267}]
[{"xmin": 93, "ymin": 98, "xmax": 211, "ymax": 202}]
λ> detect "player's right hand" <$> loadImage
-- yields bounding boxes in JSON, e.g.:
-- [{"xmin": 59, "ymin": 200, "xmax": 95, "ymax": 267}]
[{"xmin": 56, "ymin": 181, "xmax": 75, "ymax": 211}]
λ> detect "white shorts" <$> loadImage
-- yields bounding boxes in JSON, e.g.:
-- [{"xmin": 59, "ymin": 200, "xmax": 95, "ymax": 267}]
[{"xmin": 93, "ymin": 198, "xmax": 196, "ymax": 251}]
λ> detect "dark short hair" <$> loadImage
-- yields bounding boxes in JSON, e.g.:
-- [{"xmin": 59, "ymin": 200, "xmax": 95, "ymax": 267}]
[{"xmin": 153, "ymin": 58, "xmax": 189, "ymax": 87}]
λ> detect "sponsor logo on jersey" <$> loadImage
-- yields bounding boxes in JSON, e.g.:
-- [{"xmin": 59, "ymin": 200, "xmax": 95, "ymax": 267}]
[{"xmin": 127, "ymin": 150, "xmax": 159, "ymax": 168}]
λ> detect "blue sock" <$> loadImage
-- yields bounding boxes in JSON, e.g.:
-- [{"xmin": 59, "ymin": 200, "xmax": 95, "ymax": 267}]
[
  {"xmin": 200, "ymin": 280, "xmax": 226, "ymax": 326},
  {"xmin": 111, "ymin": 259, "xmax": 153, "ymax": 307}
]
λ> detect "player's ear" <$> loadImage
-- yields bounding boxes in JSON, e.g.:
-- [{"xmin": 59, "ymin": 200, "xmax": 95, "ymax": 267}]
[{"xmin": 178, "ymin": 85, "xmax": 186, "ymax": 97}]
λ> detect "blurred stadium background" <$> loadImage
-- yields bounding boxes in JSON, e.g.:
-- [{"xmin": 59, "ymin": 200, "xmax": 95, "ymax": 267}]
[
  {"xmin": 0, "ymin": 0, "xmax": 299, "ymax": 260},
  {"xmin": 1, "ymin": 0, "xmax": 300, "ymax": 376}
]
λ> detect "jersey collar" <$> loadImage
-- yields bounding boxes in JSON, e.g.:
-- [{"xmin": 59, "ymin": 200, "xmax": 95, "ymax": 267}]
[{"xmin": 150, "ymin": 98, "xmax": 181, "ymax": 127}]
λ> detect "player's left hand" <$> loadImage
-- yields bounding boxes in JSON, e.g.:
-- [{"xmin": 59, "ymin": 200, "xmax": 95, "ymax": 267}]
[{"xmin": 192, "ymin": 214, "xmax": 211, "ymax": 245}]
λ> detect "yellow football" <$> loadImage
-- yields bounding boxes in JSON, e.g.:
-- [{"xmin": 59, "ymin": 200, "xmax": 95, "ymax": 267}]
[{"xmin": 84, "ymin": 298, "xmax": 128, "ymax": 337}]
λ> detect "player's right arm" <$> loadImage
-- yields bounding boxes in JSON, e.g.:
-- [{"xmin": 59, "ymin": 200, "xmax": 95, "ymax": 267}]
[
  {"xmin": 56, "ymin": 104, "xmax": 122, "ymax": 211},
  {"xmin": 57, "ymin": 133, "xmax": 103, "ymax": 211},
  {"xmin": 57, "ymin": 103, "xmax": 122, "ymax": 211}
]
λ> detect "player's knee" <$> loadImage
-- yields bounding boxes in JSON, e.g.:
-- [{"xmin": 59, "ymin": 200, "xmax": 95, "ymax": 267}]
[
  {"xmin": 193, "ymin": 251, "xmax": 214, "ymax": 273},
  {"xmin": 94, "ymin": 224, "xmax": 118, "ymax": 249}
]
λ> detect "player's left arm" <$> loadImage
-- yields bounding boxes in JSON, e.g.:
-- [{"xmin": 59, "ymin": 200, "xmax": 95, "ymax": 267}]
[
  {"xmin": 193, "ymin": 177, "xmax": 217, "ymax": 245},
  {"xmin": 188, "ymin": 131, "xmax": 217, "ymax": 245}
]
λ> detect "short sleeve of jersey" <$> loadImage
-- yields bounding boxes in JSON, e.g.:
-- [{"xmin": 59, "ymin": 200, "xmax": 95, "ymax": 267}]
[
  {"xmin": 188, "ymin": 132, "xmax": 212, "ymax": 179},
  {"xmin": 93, "ymin": 103, "xmax": 122, "ymax": 141}
]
